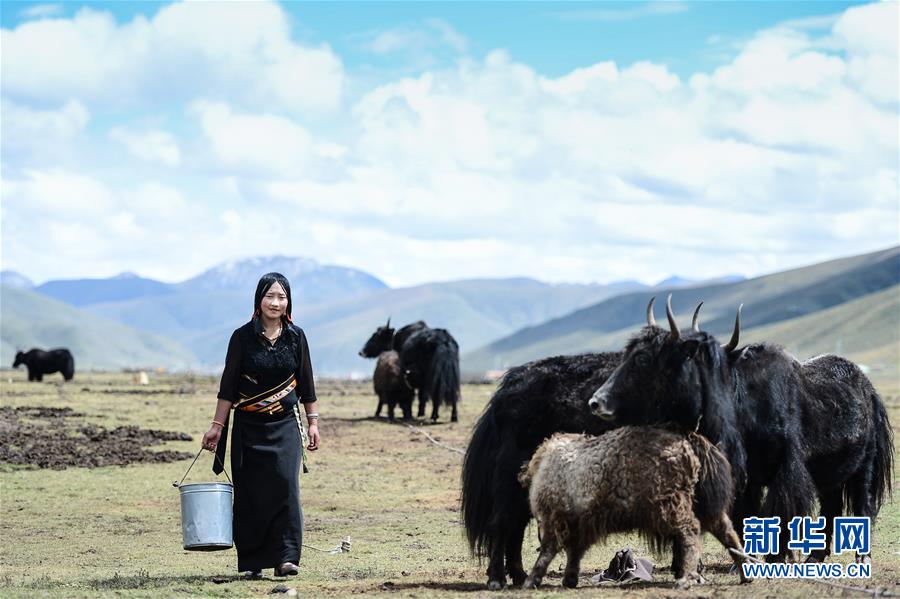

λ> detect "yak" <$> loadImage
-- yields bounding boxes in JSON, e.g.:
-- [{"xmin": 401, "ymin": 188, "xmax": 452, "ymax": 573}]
[
  {"xmin": 589, "ymin": 296, "xmax": 894, "ymax": 562},
  {"xmin": 359, "ymin": 318, "xmax": 423, "ymax": 420},
  {"xmin": 399, "ymin": 327, "xmax": 460, "ymax": 422},
  {"xmin": 359, "ymin": 320, "xmax": 459, "ymax": 422},
  {"xmin": 373, "ymin": 350, "xmax": 415, "ymax": 421},
  {"xmin": 13, "ymin": 348, "xmax": 75, "ymax": 382},
  {"xmin": 520, "ymin": 428, "xmax": 749, "ymax": 589},
  {"xmin": 462, "ymin": 300, "xmax": 692, "ymax": 589}
]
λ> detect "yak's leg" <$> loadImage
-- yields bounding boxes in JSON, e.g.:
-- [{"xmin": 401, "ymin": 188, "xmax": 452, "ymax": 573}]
[
  {"xmin": 807, "ymin": 490, "xmax": 842, "ymax": 563},
  {"xmin": 732, "ymin": 483, "xmax": 763, "ymax": 543},
  {"xmin": 486, "ymin": 539, "xmax": 507, "ymax": 590},
  {"xmin": 375, "ymin": 393, "xmax": 385, "ymax": 418},
  {"xmin": 671, "ymin": 538, "xmax": 684, "ymax": 577},
  {"xmin": 562, "ymin": 541, "xmax": 586, "ymax": 589},
  {"xmin": 400, "ymin": 397, "xmax": 413, "ymax": 420},
  {"xmin": 430, "ymin": 395, "xmax": 440, "ymax": 422},
  {"xmin": 450, "ymin": 398, "xmax": 458, "ymax": 422},
  {"xmin": 417, "ymin": 388, "xmax": 428, "ymax": 418},
  {"xmin": 708, "ymin": 511, "xmax": 751, "ymax": 583},
  {"xmin": 417, "ymin": 388, "xmax": 427, "ymax": 418},
  {"xmin": 762, "ymin": 445, "xmax": 816, "ymax": 563},
  {"xmin": 504, "ymin": 511, "xmax": 529, "ymax": 587},
  {"xmin": 387, "ymin": 397, "xmax": 397, "ymax": 422},
  {"xmin": 524, "ymin": 531, "xmax": 559, "ymax": 589},
  {"xmin": 673, "ymin": 520, "xmax": 703, "ymax": 590}
]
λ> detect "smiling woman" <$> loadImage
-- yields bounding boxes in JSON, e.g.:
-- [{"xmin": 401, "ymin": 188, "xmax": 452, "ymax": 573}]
[{"xmin": 200, "ymin": 271, "xmax": 321, "ymax": 579}]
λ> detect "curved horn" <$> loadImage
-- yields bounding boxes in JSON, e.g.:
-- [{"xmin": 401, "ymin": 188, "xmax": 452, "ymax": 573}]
[
  {"xmin": 386, "ymin": 316, "xmax": 391, "ymax": 328},
  {"xmin": 646, "ymin": 297, "xmax": 657, "ymax": 327},
  {"xmin": 723, "ymin": 304, "xmax": 743, "ymax": 352},
  {"xmin": 666, "ymin": 294, "xmax": 679, "ymax": 340},
  {"xmin": 691, "ymin": 301, "xmax": 704, "ymax": 332}
]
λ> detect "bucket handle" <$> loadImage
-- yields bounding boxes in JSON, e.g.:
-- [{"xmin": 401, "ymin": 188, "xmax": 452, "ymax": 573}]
[{"xmin": 173, "ymin": 448, "xmax": 232, "ymax": 488}]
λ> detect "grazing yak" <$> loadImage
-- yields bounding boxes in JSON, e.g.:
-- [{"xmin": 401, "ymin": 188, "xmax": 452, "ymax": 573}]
[
  {"xmin": 359, "ymin": 318, "xmax": 421, "ymax": 420},
  {"xmin": 13, "ymin": 348, "xmax": 75, "ymax": 382},
  {"xmin": 359, "ymin": 320, "xmax": 460, "ymax": 422},
  {"xmin": 373, "ymin": 350, "xmax": 415, "ymax": 421},
  {"xmin": 589, "ymin": 296, "xmax": 894, "ymax": 562},
  {"xmin": 399, "ymin": 327, "xmax": 460, "ymax": 422},
  {"xmin": 462, "ymin": 353, "xmax": 635, "ymax": 587},
  {"xmin": 520, "ymin": 427, "xmax": 749, "ymax": 590}
]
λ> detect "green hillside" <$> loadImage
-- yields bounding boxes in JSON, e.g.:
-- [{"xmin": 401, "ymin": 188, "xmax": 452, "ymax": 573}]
[
  {"xmin": 742, "ymin": 284, "xmax": 900, "ymax": 385},
  {"xmin": 0, "ymin": 286, "xmax": 195, "ymax": 370},
  {"xmin": 463, "ymin": 247, "xmax": 900, "ymax": 373}
]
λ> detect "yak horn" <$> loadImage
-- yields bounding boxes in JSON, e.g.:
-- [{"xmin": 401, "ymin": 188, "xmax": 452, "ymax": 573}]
[
  {"xmin": 386, "ymin": 316, "xmax": 391, "ymax": 328},
  {"xmin": 666, "ymin": 294, "xmax": 679, "ymax": 340},
  {"xmin": 646, "ymin": 297, "xmax": 657, "ymax": 327},
  {"xmin": 723, "ymin": 304, "xmax": 743, "ymax": 352},
  {"xmin": 691, "ymin": 302, "xmax": 704, "ymax": 332}
]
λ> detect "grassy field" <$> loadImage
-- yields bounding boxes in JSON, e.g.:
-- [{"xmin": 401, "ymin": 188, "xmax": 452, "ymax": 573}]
[{"xmin": 1, "ymin": 370, "xmax": 898, "ymax": 598}]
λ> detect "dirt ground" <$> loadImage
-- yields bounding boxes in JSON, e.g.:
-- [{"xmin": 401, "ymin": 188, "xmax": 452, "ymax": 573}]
[
  {"xmin": 0, "ymin": 371, "xmax": 898, "ymax": 598},
  {"xmin": 0, "ymin": 405, "xmax": 193, "ymax": 469}
]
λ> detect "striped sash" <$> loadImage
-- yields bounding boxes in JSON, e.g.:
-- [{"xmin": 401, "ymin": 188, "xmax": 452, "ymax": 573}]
[{"xmin": 235, "ymin": 374, "xmax": 296, "ymax": 415}]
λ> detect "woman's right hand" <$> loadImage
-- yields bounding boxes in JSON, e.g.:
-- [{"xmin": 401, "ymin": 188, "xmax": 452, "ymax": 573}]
[{"xmin": 202, "ymin": 425, "xmax": 222, "ymax": 452}]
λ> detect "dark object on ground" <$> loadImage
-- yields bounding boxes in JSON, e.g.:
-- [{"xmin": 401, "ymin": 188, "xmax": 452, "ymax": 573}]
[
  {"xmin": 0, "ymin": 405, "xmax": 193, "ymax": 469},
  {"xmin": 591, "ymin": 548, "xmax": 654, "ymax": 583},
  {"xmin": 590, "ymin": 298, "xmax": 894, "ymax": 562},
  {"xmin": 461, "ymin": 349, "xmax": 625, "ymax": 590},
  {"xmin": 13, "ymin": 348, "xmax": 75, "ymax": 381},
  {"xmin": 520, "ymin": 428, "xmax": 748, "ymax": 590}
]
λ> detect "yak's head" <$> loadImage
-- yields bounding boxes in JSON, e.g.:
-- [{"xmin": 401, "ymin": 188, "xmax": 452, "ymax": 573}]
[
  {"xmin": 359, "ymin": 318, "xmax": 394, "ymax": 358},
  {"xmin": 12, "ymin": 351, "xmax": 26, "ymax": 368},
  {"xmin": 589, "ymin": 296, "xmax": 742, "ymax": 434}
]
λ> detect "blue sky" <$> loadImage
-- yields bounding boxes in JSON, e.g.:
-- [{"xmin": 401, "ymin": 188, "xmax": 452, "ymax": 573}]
[
  {"xmin": 1, "ymin": 1, "xmax": 897, "ymax": 286},
  {"xmin": 1, "ymin": 1, "xmax": 867, "ymax": 78}
]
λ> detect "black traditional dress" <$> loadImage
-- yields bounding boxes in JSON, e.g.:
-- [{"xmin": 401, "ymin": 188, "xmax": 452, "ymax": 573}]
[{"xmin": 214, "ymin": 318, "xmax": 317, "ymax": 572}]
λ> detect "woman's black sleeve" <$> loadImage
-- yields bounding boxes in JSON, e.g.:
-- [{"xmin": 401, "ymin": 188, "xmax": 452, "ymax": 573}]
[
  {"xmin": 217, "ymin": 330, "xmax": 242, "ymax": 404},
  {"xmin": 296, "ymin": 329, "xmax": 318, "ymax": 404}
]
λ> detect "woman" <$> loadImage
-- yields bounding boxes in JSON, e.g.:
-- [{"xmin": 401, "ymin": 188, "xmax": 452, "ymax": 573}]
[{"xmin": 201, "ymin": 272, "xmax": 320, "ymax": 579}]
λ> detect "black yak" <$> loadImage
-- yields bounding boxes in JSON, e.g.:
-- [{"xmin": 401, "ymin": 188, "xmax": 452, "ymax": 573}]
[
  {"xmin": 13, "ymin": 348, "xmax": 75, "ymax": 382},
  {"xmin": 520, "ymin": 427, "xmax": 749, "ymax": 589},
  {"xmin": 589, "ymin": 296, "xmax": 894, "ymax": 562},
  {"xmin": 400, "ymin": 327, "xmax": 460, "ymax": 422},
  {"xmin": 359, "ymin": 320, "xmax": 458, "ymax": 421},
  {"xmin": 462, "ymin": 351, "xmax": 625, "ymax": 588}
]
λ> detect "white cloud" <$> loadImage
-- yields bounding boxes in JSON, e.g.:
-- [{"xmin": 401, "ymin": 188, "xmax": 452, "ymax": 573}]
[
  {"xmin": 1, "ymin": 1, "xmax": 344, "ymax": 115},
  {"xmin": 109, "ymin": 127, "xmax": 181, "ymax": 166},
  {"xmin": 1, "ymin": 2, "xmax": 896, "ymax": 287},
  {"xmin": 19, "ymin": 4, "xmax": 64, "ymax": 19},
  {"xmin": 363, "ymin": 18, "xmax": 467, "ymax": 55},
  {"xmin": 190, "ymin": 101, "xmax": 316, "ymax": 177}
]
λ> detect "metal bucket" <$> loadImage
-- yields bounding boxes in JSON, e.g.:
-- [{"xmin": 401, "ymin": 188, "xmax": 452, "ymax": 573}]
[{"xmin": 179, "ymin": 481, "xmax": 233, "ymax": 551}]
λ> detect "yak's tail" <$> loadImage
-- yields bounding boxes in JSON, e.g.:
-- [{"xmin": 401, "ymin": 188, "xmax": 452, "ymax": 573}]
[
  {"xmin": 862, "ymin": 390, "xmax": 894, "ymax": 516},
  {"xmin": 462, "ymin": 389, "xmax": 504, "ymax": 558},
  {"xmin": 428, "ymin": 338, "xmax": 460, "ymax": 410},
  {"xmin": 688, "ymin": 432, "xmax": 735, "ymax": 524}
]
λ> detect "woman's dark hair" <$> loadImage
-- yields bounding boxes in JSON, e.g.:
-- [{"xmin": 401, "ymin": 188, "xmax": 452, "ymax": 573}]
[{"xmin": 254, "ymin": 272, "xmax": 293, "ymax": 321}]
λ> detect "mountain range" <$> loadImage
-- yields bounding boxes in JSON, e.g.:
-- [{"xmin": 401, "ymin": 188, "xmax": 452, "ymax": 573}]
[{"xmin": 2, "ymin": 247, "xmax": 896, "ymax": 381}]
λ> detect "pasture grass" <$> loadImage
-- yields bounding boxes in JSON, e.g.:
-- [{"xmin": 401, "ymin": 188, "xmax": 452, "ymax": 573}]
[{"xmin": 0, "ymin": 369, "xmax": 897, "ymax": 598}]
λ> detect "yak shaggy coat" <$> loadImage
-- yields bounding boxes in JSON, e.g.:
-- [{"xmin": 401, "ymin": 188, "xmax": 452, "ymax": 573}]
[{"xmin": 520, "ymin": 427, "xmax": 748, "ymax": 590}]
